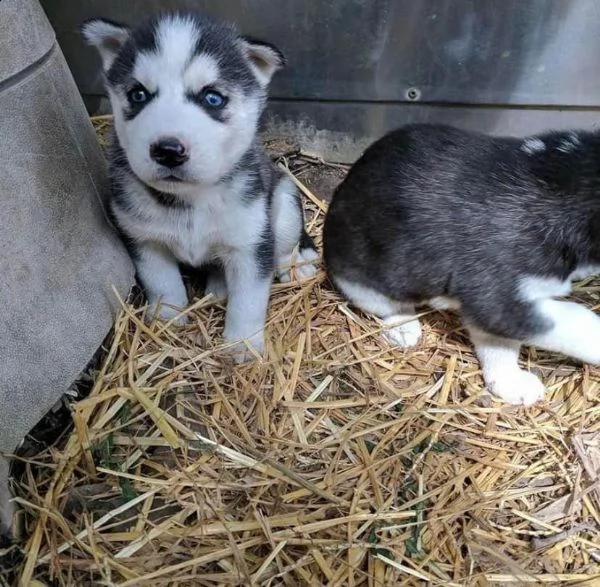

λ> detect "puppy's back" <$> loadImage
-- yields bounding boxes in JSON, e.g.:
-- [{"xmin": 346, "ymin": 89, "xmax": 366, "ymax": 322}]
[{"xmin": 323, "ymin": 123, "xmax": 590, "ymax": 302}]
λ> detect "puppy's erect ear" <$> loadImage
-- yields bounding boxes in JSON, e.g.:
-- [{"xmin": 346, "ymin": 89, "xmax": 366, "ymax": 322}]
[
  {"xmin": 80, "ymin": 18, "xmax": 130, "ymax": 71},
  {"xmin": 240, "ymin": 36, "xmax": 286, "ymax": 88}
]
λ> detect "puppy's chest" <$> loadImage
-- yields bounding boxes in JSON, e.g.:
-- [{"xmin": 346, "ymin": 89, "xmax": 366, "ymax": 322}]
[{"xmin": 146, "ymin": 198, "xmax": 264, "ymax": 266}]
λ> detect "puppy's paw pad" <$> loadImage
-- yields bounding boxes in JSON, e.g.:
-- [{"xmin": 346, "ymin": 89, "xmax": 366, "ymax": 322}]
[
  {"xmin": 382, "ymin": 317, "xmax": 422, "ymax": 348},
  {"xmin": 489, "ymin": 370, "xmax": 545, "ymax": 406}
]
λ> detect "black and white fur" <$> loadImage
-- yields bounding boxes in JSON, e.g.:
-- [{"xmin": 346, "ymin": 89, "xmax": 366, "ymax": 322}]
[
  {"xmin": 81, "ymin": 12, "xmax": 317, "ymax": 361},
  {"xmin": 324, "ymin": 123, "xmax": 600, "ymax": 405}
]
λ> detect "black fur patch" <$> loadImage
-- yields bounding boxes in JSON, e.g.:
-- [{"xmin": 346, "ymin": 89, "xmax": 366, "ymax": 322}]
[
  {"xmin": 106, "ymin": 19, "xmax": 158, "ymax": 87},
  {"xmin": 254, "ymin": 225, "xmax": 275, "ymax": 278},
  {"xmin": 124, "ymin": 87, "xmax": 157, "ymax": 121},
  {"xmin": 108, "ymin": 132, "xmax": 189, "ymax": 240},
  {"xmin": 190, "ymin": 17, "xmax": 260, "ymax": 93},
  {"xmin": 299, "ymin": 228, "xmax": 316, "ymax": 253}
]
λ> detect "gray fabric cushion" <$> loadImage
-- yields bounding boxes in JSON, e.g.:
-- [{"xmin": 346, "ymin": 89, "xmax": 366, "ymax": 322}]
[{"xmin": 0, "ymin": 0, "xmax": 134, "ymax": 534}]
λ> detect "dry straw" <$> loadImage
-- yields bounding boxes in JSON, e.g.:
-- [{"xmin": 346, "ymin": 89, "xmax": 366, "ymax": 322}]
[{"xmin": 5, "ymin": 118, "xmax": 600, "ymax": 586}]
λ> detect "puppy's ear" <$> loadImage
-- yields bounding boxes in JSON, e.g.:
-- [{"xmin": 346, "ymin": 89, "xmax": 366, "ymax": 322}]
[
  {"xmin": 80, "ymin": 18, "xmax": 130, "ymax": 71},
  {"xmin": 240, "ymin": 36, "xmax": 286, "ymax": 87}
]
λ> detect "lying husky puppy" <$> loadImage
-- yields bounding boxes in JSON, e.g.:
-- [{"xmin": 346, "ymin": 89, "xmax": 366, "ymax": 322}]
[
  {"xmin": 82, "ymin": 12, "xmax": 317, "ymax": 361},
  {"xmin": 324, "ymin": 123, "xmax": 600, "ymax": 405}
]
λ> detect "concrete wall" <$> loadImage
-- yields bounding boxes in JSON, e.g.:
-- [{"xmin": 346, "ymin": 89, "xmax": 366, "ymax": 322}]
[{"xmin": 41, "ymin": 0, "xmax": 600, "ymax": 162}]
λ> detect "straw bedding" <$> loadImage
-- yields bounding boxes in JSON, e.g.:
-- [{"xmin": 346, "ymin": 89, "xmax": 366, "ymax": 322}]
[{"xmin": 3, "ymin": 118, "xmax": 600, "ymax": 586}]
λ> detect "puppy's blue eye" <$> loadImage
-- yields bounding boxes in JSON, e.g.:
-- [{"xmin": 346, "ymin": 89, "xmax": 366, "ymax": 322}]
[
  {"xmin": 202, "ymin": 90, "xmax": 227, "ymax": 109},
  {"xmin": 127, "ymin": 87, "xmax": 150, "ymax": 104}
]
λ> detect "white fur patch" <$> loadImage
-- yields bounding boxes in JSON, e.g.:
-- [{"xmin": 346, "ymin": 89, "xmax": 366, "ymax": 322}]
[
  {"xmin": 469, "ymin": 328, "xmax": 545, "ymax": 405},
  {"xmin": 569, "ymin": 265, "xmax": 600, "ymax": 281},
  {"xmin": 333, "ymin": 277, "xmax": 422, "ymax": 348},
  {"xmin": 518, "ymin": 275, "xmax": 572, "ymax": 301},
  {"xmin": 521, "ymin": 138, "xmax": 546, "ymax": 155},
  {"xmin": 527, "ymin": 299, "xmax": 600, "ymax": 365},
  {"xmin": 519, "ymin": 266, "xmax": 600, "ymax": 302},
  {"xmin": 518, "ymin": 273, "xmax": 600, "ymax": 363},
  {"xmin": 133, "ymin": 17, "xmax": 199, "ymax": 91},
  {"xmin": 382, "ymin": 315, "xmax": 422, "ymax": 348},
  {"xmin": 184, "ymin": 54, "xmax": 221, "ymax": 93},
  {"xmin": 556, "ymin": 132, "xmax": 581, "ymax": 153},
  {"xmin": 428, "ymin": 296, "xmax": 461, "ymax": 311},
  {"xmin": 115, "ymin": 174, "xmax": 265, "ymax": 267}
]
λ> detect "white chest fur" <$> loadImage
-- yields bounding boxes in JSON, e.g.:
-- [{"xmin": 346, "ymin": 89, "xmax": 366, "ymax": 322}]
[{"xmin": 114, "ymin": 175, "xmax": 266, "ymax": 267}]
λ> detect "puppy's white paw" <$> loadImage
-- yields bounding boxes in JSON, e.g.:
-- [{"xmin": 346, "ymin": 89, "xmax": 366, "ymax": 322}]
[
  {"xmin": 296, "ymin": 248, "xmax": 319, "ymax": 279},
  {"xmin": 487, "ymin": 369, "xmax": 546, "ymax": 406},
  {"xmin": 276, "ymin": 249, "xmax": 318, "ymax": 283},
  {"xmin": 382, "ymin": 316, "xmax": 422, "ymax": 348},
  {"xmin": 205, "ymin": 271, "xmax": 227, "ymax": 301},
  {"xmin": 277, "ymin": 269, "xmax": 292, "ymax": 284},
  {"xmin": 223, "ymin": 332, "xmax": 265, "ymax": 364},
  {"xmin": 145, "ymin": 301, "xmax": 189, "ymax": 326}
]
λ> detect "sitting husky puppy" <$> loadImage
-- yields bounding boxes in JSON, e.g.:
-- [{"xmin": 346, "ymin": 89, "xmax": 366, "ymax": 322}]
[
  {"xmin": 324, "ymin": 123, "xmax": 600, "ymax": 405},
  {"xmin": 82, "ymin": 12, "xmax": 317, "ymax": 361}
]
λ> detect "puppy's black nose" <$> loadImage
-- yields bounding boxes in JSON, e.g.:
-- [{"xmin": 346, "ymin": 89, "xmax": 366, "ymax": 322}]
[{"xmin": 150, "ymin": 137, "xmax": 189, "ymax": 168}]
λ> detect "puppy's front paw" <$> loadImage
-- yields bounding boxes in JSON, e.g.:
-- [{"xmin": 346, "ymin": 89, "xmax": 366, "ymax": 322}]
[
  {"xmin": 145, "ymin": 301, "xmax": 189, "ymax": 326},
  {"xmin": 382, "ymin": 316, "xmax": 422, "ymax": 349},
  {"xmin": 487, "ymin": 369, "xmax": 546, "ymax": 406},
  {"xmin": 223, "ymin": 332, "xmax": 265, "ymax": 364}
]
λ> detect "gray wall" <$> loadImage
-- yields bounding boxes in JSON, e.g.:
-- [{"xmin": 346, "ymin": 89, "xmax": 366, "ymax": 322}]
[{"xmin": 41, "ymin": 0, "xmax": 600, "ymax": 161}]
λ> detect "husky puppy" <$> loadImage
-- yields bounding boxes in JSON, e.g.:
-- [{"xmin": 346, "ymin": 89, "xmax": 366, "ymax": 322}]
[
  {"xmin": 81, "ymin": 12, "xmax": 317, "ymax": 361},
  {"xmin": 324, "ymin": 123, "xmax": 600, "ymax": 405}
]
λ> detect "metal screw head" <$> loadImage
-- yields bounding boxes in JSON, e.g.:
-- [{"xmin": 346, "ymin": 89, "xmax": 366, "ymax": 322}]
[{"xmin": 406, "ymin": 87, "xmax": 421, "ymax": 101}]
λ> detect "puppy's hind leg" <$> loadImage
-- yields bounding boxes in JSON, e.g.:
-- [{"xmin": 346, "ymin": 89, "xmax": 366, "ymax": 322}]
[
  {"xmin": 204, "ymin": 265, "xmax": 228, "ymax": 301},
  {"xmin": 462, "ymin": 292, "xmax": 555, "ymax": 405},
  {"xmin": 272, "ymin": 175, "xmax": 318, "ymax": 283},
  {"xmin": 333, "ymin": 276, "xmax": 422, "ymax": 348},
  {"xmin": 525, "ymin": 299, "xmax": 600, "ymax": 365}
]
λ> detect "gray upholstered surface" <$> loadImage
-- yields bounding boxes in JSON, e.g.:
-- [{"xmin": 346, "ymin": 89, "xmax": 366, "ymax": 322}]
[
  {"xmin": 0, "ymin": 0, "xmax": 54, "ymax": 81},
  {"xmin": 0, "ymin": 0, "xmax": 135, "ymax": 534}
]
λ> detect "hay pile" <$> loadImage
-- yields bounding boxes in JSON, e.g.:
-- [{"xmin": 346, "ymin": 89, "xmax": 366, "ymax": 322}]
[{"xmin": 4, "ymin": 119, "xmax": 600, "ymax": 586}]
